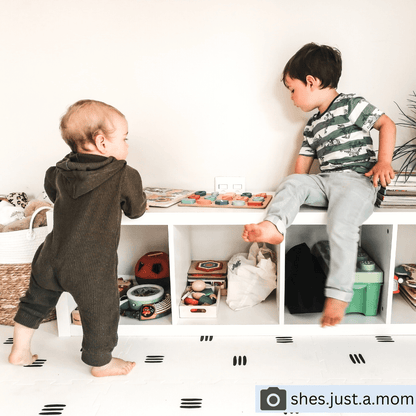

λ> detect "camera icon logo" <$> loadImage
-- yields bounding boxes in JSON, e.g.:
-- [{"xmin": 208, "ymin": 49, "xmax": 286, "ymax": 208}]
[{"xmin": 260, "ymin": 387, "xmax": 287, "ymax": 411}]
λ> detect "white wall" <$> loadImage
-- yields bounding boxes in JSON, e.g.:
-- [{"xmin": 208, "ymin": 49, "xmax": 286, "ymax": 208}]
[{"xmin": 2, "ymin": 0, "xmax": 416, "ymax": 198}]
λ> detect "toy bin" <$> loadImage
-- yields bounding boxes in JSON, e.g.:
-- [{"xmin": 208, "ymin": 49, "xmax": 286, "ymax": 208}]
[
  {"xmin": 312, "ymin": 241, "xmax": 383, "ymax": 316},
  {"xmin": 179, "ymin": 286, "xmax": 221, "ymax": 318}
]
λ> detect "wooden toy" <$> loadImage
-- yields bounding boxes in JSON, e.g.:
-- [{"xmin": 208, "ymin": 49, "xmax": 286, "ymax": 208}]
[
  {"xmin": 191, "ymin": 280, "xmax": 206, "ymax": 291},
  {"xmin": 72, "ymin": 308, "xmax": 81, "ymax": 325},
  {"xmin": 220, "ymin": 193, "xmax": 236, "ymax": 201},
  {"xmin": 181, "ymin": 198, "xmax": 196, "ymax": 204},
  {"xmin": 120, "ymin": 293, "xmax": 171, "ymax": 321},
  {"xmin": 188, "ymin": 260, "xmax": 227, "ymax": 277},
  {"xmin": 118, "ymin": 277, "xmax": 132, "ymax": 296},
  {"xmin": 144, "ymin": 187, "xmax": 195, "ymax": 207},
  {"xmin": 184, "ymin": 296, "xmax": 199, "ymax": 305},
  {"xmin": 127, "ymin": 284, "xmax": 165, "ymax": 310},
  {"xmin": 215, "ymin": 199, "xmax": 228, "ymax": 205},
  {"xmin": 180, "ymin": 192, "xmax": 272, "ymax": 209},
  {"xmin": 196, "ymin": 199, "xmax": 212, "ymax": 206},
  {"xmin": 190, "ymin": 281, "xmax": 217, "ymax": 305},
  {"xmin": 187, "ymin": 260, "xmax": 228, "ymax": 295},
  {"xmin": 235, "ymin": 196, "xmax": 249, "ymax": 202},
  {"xmin": 179, "ymin": 284, "xmax": 221, "ymax": 318}
]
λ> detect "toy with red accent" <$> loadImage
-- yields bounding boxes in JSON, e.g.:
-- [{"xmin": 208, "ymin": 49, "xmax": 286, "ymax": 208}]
[
  {"xmin": 135, "ymin": 251, "xmax": 170, "ymax": 291},
  {"xmin": 179, "ymin": 281, "xmax": 220, "ymax": 318},
  {"xmin": 188, "ymin": 260, "xmax": 228, "ymax": 294},
  {"xmin": 179, "ymin": 192, "xmax": 272, "ymax": 209}
]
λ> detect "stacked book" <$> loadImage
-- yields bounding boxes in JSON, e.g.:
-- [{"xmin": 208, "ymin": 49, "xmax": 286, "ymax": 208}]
[{"xmin": 376, "ymin": 172, "xmax": 416, "ymax": 208}]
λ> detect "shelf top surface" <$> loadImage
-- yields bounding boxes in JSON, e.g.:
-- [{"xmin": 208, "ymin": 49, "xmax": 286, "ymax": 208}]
[{"xmin": 121, "ymin": 203, "xmax": 416, "ymax": 226}]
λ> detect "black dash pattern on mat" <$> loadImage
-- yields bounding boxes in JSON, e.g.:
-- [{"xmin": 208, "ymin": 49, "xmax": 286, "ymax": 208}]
[
  {"xmin": 349, "ymin": 353, "xmax": 366, "ymax": 364},
  {"xmin": 376, "ymin": 335, "xmax": 394, "ymax": 342},
  {"xmin": 25, "ymin": 358, "xmax": 47, "ymax": 368},
  {"xmin": 3, "ymin": 337, "xmax": 13, "ymax": 345},
  {"xmin": 145, "ymin": 355, "xmax": 164, "ymax": 363},
  {"xmin": 200, "ymin": 335, "xmax": 214, "ymax": 342},
  {"xmin": 276, "ymin": 336, "xmax": 293, "ymax": 343},
  {"xmin": 180, "ymin": 398, "xmax": 202, "ymax": 409},
  {"xmin": 39, "ymin": 403, "xmax": 66, "ymax": 415},
  {"xmin": 233, "ymin": 355, "xmax": 247, "ymax": 366}
]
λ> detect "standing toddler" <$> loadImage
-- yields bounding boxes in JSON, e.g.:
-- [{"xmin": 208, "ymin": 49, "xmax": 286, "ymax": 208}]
[{"xmin": 9, "ymin": 100, "xmax": 147, "ymax": 376}]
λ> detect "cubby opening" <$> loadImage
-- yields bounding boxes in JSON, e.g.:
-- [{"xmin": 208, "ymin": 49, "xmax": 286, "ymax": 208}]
[
  {"xmin": 391, "ymin": 224, "xmax": 416, "ymax": 324},
  {"xmin": 283, "ymin": 224, "xmax": 392, "ymax": 327},
  {"xmin": 171, "ymin": 225, "xmax": 280, "ymax": 326},
  {"xmin": 118, "ymin": 225, "xmax": 169, "ymax": 276}
]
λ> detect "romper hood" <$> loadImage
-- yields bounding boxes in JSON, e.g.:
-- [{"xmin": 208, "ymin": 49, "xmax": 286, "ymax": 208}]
[{"xmin": 55, "ymin": 153, "xmax": 126, "ymax": 199}]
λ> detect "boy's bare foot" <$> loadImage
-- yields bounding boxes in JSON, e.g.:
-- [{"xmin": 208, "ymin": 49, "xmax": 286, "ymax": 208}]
[
  {"xmin": 91, "ymin": 357, "xmax": 136, "ymax": 377},
  {"xmin": 320, "ymin": 297, "xmax": 349, "ymax": 327},
  {"xmin": 242, "ymin": 221, "xmax": 284, "ymax": 245}
]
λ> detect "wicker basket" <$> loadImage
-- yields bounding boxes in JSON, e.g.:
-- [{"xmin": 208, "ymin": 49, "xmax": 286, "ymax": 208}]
[{"xmin": 0, "ymin": 206, "xmax": 56, "ymax": 326}]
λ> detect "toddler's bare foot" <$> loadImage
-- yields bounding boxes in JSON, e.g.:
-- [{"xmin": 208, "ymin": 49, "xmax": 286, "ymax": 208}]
[
  {"xmin": 242, "ymin": 221, "xmax": 284, "ymax": 245},
  {"xmin": 9, "ymin": 349, "xmax": 38, "ymax": 366},
  {"xmin": 320, "ymin": 297, "xmax": 349, "ymax": 327},
  {"xmin": 9, "ymin": 322, "xmax": 37, "ymax": 366},
  {"xmin": 91, "ymin": 357, "xmax": 136, "ymax": 377}
]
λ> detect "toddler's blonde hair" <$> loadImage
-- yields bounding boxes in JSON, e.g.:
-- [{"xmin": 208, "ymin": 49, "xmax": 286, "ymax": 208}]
[{"xmin": 60, "ymin": 100, "xmax": 125, "ymax": 153}]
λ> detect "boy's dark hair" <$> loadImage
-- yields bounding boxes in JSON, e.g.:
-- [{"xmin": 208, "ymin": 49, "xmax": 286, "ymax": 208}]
[{"xmin": 282, "ymin": 43, "xmax": 342, "ymax": 89}]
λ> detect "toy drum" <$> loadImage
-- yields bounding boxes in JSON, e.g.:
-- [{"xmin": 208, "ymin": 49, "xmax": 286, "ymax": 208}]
[{"xmin": 127, "ymin": 284, "xmax": 165, "ymax": 310}]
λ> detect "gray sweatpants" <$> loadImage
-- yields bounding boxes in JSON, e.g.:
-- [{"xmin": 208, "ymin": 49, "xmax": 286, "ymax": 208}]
[{"xmin": 265, "ymin": 172, "xmax": 378, "ymax": 303}]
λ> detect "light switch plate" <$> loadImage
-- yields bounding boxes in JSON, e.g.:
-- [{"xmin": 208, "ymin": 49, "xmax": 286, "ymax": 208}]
[{"xmin": 214, "ymin": 176, "xmax": 246, "ymax": 193}]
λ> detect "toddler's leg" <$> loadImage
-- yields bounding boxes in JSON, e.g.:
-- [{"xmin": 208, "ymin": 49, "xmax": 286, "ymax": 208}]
[
  {"xmin": 322, "ymin": 173, "xmax": 377, "ymax": 327},
  {"xmin": 74, "ymin": 284, "xmax": 136, "ymax": 377},
  {"xmin": 243, "ymin": 174, "xmax": 328, "ymax": 244},
  {"xmin": 8, "ymin": 323, "xmax": 38, "ymax": 366},
  {"xmin": 10, "ymin": 265, "xmax": 61, "ymax": 365}
]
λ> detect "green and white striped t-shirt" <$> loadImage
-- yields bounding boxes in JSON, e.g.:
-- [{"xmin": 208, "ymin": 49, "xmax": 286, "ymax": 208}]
[{"xmin": 300, "ymin": 93, "xmax": 383, "ymax": 173}]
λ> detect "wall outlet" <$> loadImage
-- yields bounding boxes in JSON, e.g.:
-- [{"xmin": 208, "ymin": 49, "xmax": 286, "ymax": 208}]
[{"xmin": 214, "ymin": 176, "xmax": 246, "ymax": 193}]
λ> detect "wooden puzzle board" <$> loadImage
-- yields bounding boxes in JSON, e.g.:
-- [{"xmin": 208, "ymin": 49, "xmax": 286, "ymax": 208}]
[
  {"xmin": 144, "ymin": 187, "xmax": 195, "ymax": 207},
  {"xmin": 179, "ymin": 193, "xmax": 272, "ymax": 209}
]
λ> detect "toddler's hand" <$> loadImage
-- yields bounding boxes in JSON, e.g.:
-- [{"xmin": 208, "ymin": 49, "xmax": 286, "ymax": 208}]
[{"xmin": 365, "ymin": 162, "xmax": 395, "ymax": 187}]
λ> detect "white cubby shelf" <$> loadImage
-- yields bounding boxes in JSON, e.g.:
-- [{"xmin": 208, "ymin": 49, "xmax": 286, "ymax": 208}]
[{"xmin": 49, "ymin": 204, "xmax": 416, "ymax": 337}]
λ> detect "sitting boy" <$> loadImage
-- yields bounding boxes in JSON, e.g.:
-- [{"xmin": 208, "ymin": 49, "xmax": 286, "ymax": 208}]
[
  {"xmin": 243, "ymin": 43, "xmax": 396, "ymax": 327},
  {"xmin": 9, "ymin": 100, "xmax": 147, "ymax": 376}
]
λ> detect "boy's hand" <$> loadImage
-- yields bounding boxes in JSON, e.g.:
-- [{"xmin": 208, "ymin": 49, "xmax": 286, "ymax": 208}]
[{"xmin": 365, "ymin": 161, "xmax": 395, "ymax": 187}]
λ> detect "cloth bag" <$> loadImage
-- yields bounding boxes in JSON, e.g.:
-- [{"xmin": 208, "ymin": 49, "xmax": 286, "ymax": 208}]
[{"xmin": 226, "ymin": 243, "xmax": 277, "ymax": 311}]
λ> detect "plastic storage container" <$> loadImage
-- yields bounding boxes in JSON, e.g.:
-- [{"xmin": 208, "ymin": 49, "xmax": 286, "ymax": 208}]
[{"xmin": 312, "ymin": 241, "xmax": 383, "ymax": 316}]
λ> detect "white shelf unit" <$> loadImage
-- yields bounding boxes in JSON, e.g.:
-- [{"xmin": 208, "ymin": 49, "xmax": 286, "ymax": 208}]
[{"xmin": 50, "ymin": 205, "xmax": 416, "ymax": 337}]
